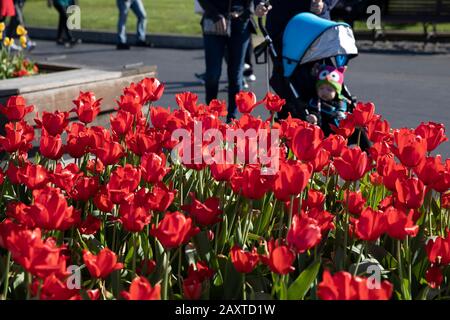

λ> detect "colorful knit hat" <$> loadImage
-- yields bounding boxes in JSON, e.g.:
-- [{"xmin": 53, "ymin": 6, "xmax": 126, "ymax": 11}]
[{"xmin": 316, "ymin": 65, "xmax": 346, "ymax": 99}]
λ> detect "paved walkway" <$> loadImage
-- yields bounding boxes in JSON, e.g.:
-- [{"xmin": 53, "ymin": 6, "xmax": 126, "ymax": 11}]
[{"xmin": 29, "ymin": 40, "xmax": 450, "ymax": 156}]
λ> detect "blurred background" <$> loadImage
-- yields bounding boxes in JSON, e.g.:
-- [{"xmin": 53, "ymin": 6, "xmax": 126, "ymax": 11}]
[{"xmin": 22, "ymin": 0, "xmax": 450, "ymax": 35}]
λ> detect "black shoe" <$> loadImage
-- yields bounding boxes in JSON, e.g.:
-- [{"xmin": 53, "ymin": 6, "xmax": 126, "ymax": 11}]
[
  {"xmin": 70, "ymin": 38, "xmax": 82, "ymax": 45},
  {"xmin": 135, "ymin": 40, "xmax": 150, "ymax": 47},
  {"xmin": 117, "ymin": 43, "xmax": 130, "ymax": 50},
  {"xmin": 194, "ymin": 72, "xmax": 206, "ymax": 84},
  {"xmin": 56, "ymin": 38, "xmax": 65, "ymax": 45}
]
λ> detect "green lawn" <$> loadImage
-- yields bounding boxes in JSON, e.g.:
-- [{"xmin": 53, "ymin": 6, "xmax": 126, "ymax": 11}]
[
  {"xmin": 23, "ymin": 0, "xmax": 450, "ymax": 35},
  {"xmin": 24, "ymin": 0, "xmax": 201, "ymax": 35}
]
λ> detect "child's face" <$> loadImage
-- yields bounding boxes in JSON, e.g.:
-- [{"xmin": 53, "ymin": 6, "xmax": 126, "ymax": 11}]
[{"xmin": 317, "ymin": 84, "xmax": 336, "ymax": 101}]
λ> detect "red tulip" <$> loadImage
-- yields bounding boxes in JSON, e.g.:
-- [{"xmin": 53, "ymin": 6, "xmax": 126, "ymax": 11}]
[
  {"xmin": 344, "ymin": 190, "xmax": 366, "ymax": 216},
  {"xmin": 210, "ymin": 161, "xmax": 236, "ymax": 182},
  {"xmin": 119, "ymin": 198, "xmax": 152, "ymax": 232},
  {"xmin": 330, "ymin": 114, "xmax": 355, "ymax": 138},
  {"xmin": 187, "ymin": 261, "xmax": 215, "ymax": 282},
  {"xmin": 78, "ymin": 215, "xmax": 102, "ymax": 235},
  {"xmin": 140, "ymin": 77, "xmax": 164, "ymax": 103},
  {"xmin": 65, "ymin": 122, "xmax": 90, "ymax": 158},
  {"xmin": 147, "ymin": 182, "xmax": 176, "ymax": 212},
  {"xmin": 137, "ymin": 259, "xmax": 157, "ymax": 276},
  {"xmin": 121, "ymin": 276, "xmax": 161, "ymax": 300},
  {"xmin": 306, "ymin": 208, "xmax": 335, "ymax": 232},
  {"xmin": 235, "ymin": 91, "xmax": 258, "ymax": 114},
  {"xmin": 150, "ymin": 211, "xmax": 199, "ymax": 249},
  {"xmin": 0, "ymin": 121, "xmax": 34, "ymax": 153},
  {"xmin": 118, "ymin": 92, "xmax": 143, "ymax": 118},
  {"xmin": 318, "ymin": 270, "xmax": 393, "ymax": 300},
  {"xmin": 93, "ymin": 139, "xmax": 124, "ymax": 166},
  {"xmin": 352, "ymin": 102, "xmax": 375, "ymax": 127},
  {"xmin": 35, "ymin": 110, "xmax": 69, "ymax": 136},
  {"xmin": 110, "ymin": 109, "xmax": 134, "ymax": 136},
  {"xmin": 31, "ymin": 274, "xmax": 78, "ymax": 300},
  {"xmin": 51, "ymin": 163, "xmax": 82, "ymax": 192},
  {"xmin": 354, "ymin": 207, "xmax": 386, "ymax": 241},
  {"xmin": 0, "ymin": 95, "xmax": 34, "ymax": 122},
  {"xmin": 70, "ymin": 176, "xmax": 99, "ymax": 202},
  {"xmin": 442, "ymin": 191, "xmax": 450, "ymax": 209},
  {"xmin": 207, "ymin": 99, "xmax": 227, "ymax": 117},
  {"xmin": 395, "ymin": 177, "xmax": 425, "ymax": 209},
  {"xmin": 106, "ymin": 164, "xmax": 141, "ymax": 203},
  {"xmin": 39, "ymin": 129, "xmax": 64, "ymax": 160},
  {"xmin": 141, "ymin": 152, "xmax": 170, "ymax": 184},
  {"xmin": 262, "ymin": 92, "xmax": 285, "ymax": 112},
  {"xmin": 19, "ymin": 162, "xmax": 49, "ymax": 190},
  {"xmin": 303, "ymin": 189, "xmax": 325, "ymax": 211},
  {"xmin": 6, "ymin": 228, "xmax": 68, "ymax": 278},
  {"xmin": 310, "ymin": 148, "xmax": 330, "ymax": 173},
  {"xmin": 150, "ymin": 106, "xmax": 171, "ymax": 130},
  {"xmin": 83, "ymin": 248, "xmax": 123, "ymax": 279},
  {"xmin": 183, "ymin": 275, "xmax": 203, "ymax": 300},
  {"xmin": 273, "ymin": 160, "xmax": 312, "ymax": 201},
  {"xmin": 334, "ymin": 146, "xmax": 369, "ymax": 181},
  {"xmin": 182, "ymin": 193, "xmax": 222, "ymax": 226},
  {"xmin": 176, "ymin": 92, "xmax": 199, "ymax": 115},
  {"xmin": 230, "ymin": 245, "xmax": 259, "ymax": 273},
  {"xmin": 26, "ymin": 186, "xmax": 80, "ymax": 230},
  {"xmin": 287, "ymin": 214, "xmax": 322, "ymax": 253},
  {"xmin": 230, "ymin": 164, "xmax": 273, "ymax": 200},
  {"xmin": 393, "ymin": 128, "xmax": 427, "ymax": 168},
  {"xmin": 426, "ymin": 265, "xmax": 443, "ymax": 289},
  {"xmin": 127, "ymin": 129, "xmax": 162, "ymax": 156},
  {"xmin": 367, "ymin": 116, "xmax": 391, "ymax": 143},
  {"xmin": 378, "ymin": 155, "xmax": 408, "ymax": 191},
  {"xmin": 426, "ymin": 232, "xmax": 450, "ymax": 265},
  {"xmin": 321, "ymin": 134, "xmax": 347, "ymax": 157},
  {"xmin": 72, "ymin": 91, "xmax": 102, "ymax": 124},
  {"xmin": 260, "ymin": 240, "xmax": 296, "ymax": 275},
  {"xmin": 384, "ymin": 206, "xmax": 418, "ymax": 240},
  {"xmin": 291, "ymin": 125, "xmax": 323, "ymax": 161},
  {"xmin": 94, "ymin": 186, "xmax": 114, "ymax": 212},
  {"xmin": 414, "ymin": 155, "xmax": 445, "ymax": 186},
  {"xmin": 415, "ymin": 122, "xmax": 447, "ymax": 152}
]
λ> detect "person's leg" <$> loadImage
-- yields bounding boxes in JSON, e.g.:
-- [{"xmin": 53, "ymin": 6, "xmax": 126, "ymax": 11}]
[
  {"xmin": 116, "ymin": 0, "xmax": 130, "ymax": 44},
  {"xmin": 226, "ymin": 19, "xmax": 251, "ymax": 120},
  {"xmin": 53, "ymin": 3, "xmax": 65, "ymax": 42},
  {"xmin": 203, "ymin": 34, "xmax": 226, "ymax": 106},
  {"xmin": 130, "ymin": 0, "xmax": 147, "ymax": 43},
  {"xmin": 7, "ymin": 1, "xmax": 23, "ymax": 38}
]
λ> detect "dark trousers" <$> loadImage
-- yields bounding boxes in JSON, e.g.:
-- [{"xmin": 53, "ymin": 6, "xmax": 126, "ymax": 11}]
[
  {"xmin": 54, "ymin": 3, "xmax": 73, "ymax": 41},
  {"xmin": 7, "ymin": 0, "xmax": 26, "ymax": 38},
  {"xmin": 203, "ymin": 19, "xmax": 250, "ymax": 121}
]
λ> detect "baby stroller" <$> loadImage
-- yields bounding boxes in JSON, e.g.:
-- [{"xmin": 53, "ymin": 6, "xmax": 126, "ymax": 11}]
[{"xmin": 255, "ymin": 12, "xmax": 371, "ymax": 149}]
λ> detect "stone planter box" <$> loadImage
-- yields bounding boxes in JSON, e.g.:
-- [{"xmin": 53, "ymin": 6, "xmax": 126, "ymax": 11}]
[{"xmin": 0, "ymin": 63, "xmax": 157, "ymax": 124}]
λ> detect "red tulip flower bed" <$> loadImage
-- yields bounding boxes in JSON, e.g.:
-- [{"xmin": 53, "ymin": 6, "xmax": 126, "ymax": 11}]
[{"xmin": 0, "ymin": 77, "xmax": 449, "ymax": 300}]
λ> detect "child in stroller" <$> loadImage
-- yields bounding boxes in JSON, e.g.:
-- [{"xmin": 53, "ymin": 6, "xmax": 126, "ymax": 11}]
[
  {"xmin": 255, "ymin": 12, "xmax": 371, "ymax": 150},
  {"xmin": 306, "ymin": 64, "xmax": 348, "ymax": 135}
]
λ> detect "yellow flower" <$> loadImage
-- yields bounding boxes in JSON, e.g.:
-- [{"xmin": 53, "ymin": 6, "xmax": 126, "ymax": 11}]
[
  {"xmin": 0, "ymin": 33, "xmax": 3, "ymax": 41},
  {"xmin": 3, "ymin": 37, "xmax": 14, "ymax": 47},
  {"xmin": 16, "ymin": 25, "xmax": 27, "ymax": 36},
  {"xmin": 0, "ymin": 22, "xmax": 5, "ymax": 32},
  {"xmin": 20, "ymin": 35, "xmax": 28, "ymax": 48}
]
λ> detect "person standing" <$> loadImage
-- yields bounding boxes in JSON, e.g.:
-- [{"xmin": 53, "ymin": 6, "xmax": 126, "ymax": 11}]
[
  {"xmin": 198, "ymin": 0, "xmax": 260, "ymax": 122},
  {"xmin": 0, "ymin": 0, "xmax": 15, "ymax": 22},
  {"xmin": 116, "ymin": 0, "xmax": 149, "ymax": 50},
  {"xmin": 48, "ymin": 0, "xmax": 80, "ymax": 47},
  {"xmin": 7, "ymin": 0, "xmax": 36, "ymax": 50}
]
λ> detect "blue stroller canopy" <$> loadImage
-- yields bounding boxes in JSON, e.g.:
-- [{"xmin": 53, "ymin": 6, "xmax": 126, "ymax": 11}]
[{"xmin": 282, "ymin": 13, "xmax": 358, "ymax": 78}]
